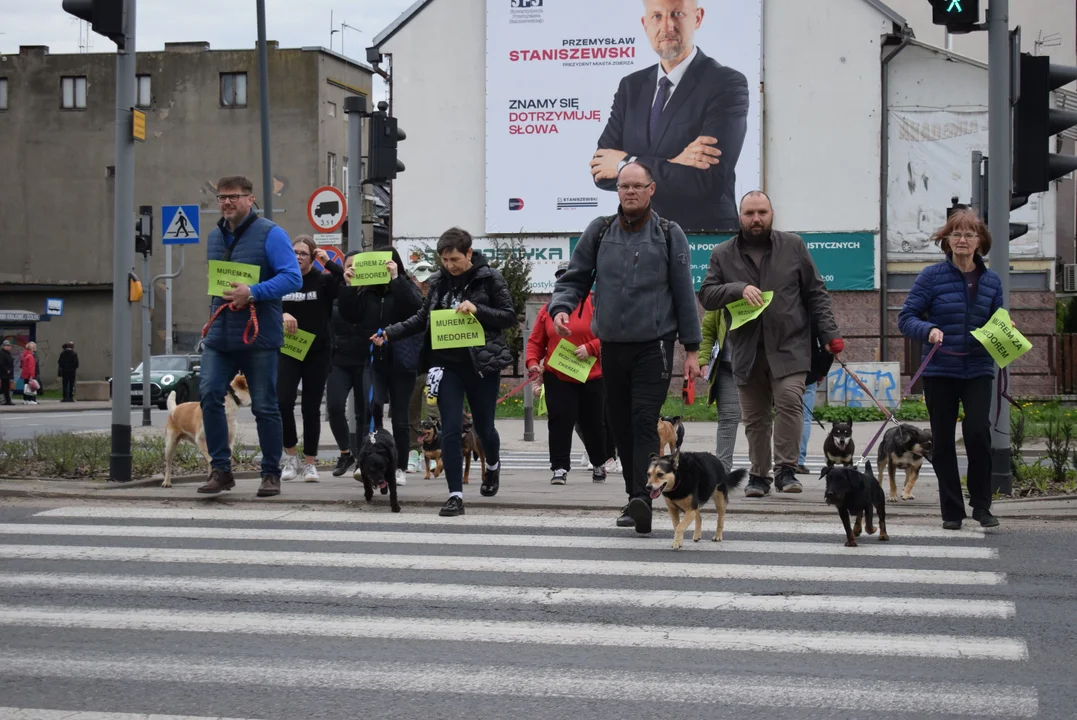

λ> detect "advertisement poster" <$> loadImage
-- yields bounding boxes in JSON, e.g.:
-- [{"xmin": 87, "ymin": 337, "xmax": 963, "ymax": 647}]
[{"xmin": 486, "ymin": 0, "xmax": 763, "ymax": 234}]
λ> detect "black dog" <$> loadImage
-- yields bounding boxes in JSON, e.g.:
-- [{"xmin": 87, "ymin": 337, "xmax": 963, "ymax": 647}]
[
  {"xmin": 823, "ymin": 420, "xmax": 855, "ymax": 468},
  {"xmin": 646, "ymin": 450, "xmax": 747, "ymax": 550},
  {"xmin": 878, "ymin": 423, "xmax": 934, "ymax": 502},
  {"xmin": 822, "ymin": 461, "xmax": 888, "ymax": 547},
  {"xmin": 357, "ymin": 428, "xmax": 400, "ymax": 513}
]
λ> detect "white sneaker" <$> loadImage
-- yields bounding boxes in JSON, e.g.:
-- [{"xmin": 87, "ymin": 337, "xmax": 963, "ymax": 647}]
[
  {"xmin": 581, "ymin": 452, "xmax": 593, "ymax": 470},
  {"xmin": 302, "ymin": 463, "xmax": 320, "ymax": 483},
  {"xmin": 604, "ymin": 457, "xmax": 622, "ymax": 474},
  {"xmin": 396, "ymin": 469, "xmax": 407, "ymax": 486},
  {"xmin": 280, "ymin": 455, "xmax": 299, "ymax": 481},
  {"xmin": 407, "ymin": 450, "xmax": 421, "ymax": 473}
]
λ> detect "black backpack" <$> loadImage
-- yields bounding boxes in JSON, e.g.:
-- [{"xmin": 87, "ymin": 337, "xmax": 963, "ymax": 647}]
[{"xmin": 586, "ymin": 214, "xmax": 674, "ymax": 297}]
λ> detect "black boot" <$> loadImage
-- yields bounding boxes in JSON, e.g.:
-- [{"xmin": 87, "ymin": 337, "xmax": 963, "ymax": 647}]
[
  {"xmin": 744, "ymin": 474, "xmax": 771, "ymax": 498},
  {"xmin": 774, "ymin": 465, "xmax": 803, "ymax": 493}
]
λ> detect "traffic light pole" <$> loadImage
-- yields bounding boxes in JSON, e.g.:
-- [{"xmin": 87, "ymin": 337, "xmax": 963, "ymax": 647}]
[
  {"xmin": 141, "ymin": 249, "xmax": 152, "ymax": 427},
  {"xmin": 987, "ymin": 0, "xmax": 1012, "ymax": 494},
  {"xmin": 109, "ymin": 0, "xmax": 136, "ymax": 482},
  {"xmin": 344, "ymin": 95, "xmax": 367, "ymax": 253},
  {"xmin": 256, "ymin": 0, "xmax": 273, "ymax": 218}
]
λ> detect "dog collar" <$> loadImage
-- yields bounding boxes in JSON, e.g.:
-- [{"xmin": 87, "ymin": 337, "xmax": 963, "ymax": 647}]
[{"xmin": 227, "ymin": 387, "xmax": 243, "ymax": 406}]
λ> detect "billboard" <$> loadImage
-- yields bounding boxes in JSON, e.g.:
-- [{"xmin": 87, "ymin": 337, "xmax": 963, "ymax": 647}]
[{"xmin": 486, "ymin": 0, "xmax": 763, "ymax": 234}]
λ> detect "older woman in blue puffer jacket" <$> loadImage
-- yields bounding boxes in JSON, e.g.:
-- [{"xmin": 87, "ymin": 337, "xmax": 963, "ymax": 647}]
[{"xmin": 898, "ymin": 209, "xmax": 1005, "ymax": 530}]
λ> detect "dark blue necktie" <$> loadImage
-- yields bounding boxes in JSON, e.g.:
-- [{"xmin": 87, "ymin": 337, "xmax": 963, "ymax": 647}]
[{"xmin": 649, "ymin": 76, "xmax": 673, "ymax": 143}]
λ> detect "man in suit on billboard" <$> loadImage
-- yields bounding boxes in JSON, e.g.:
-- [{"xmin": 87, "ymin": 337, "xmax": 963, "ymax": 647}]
[{"xmin": 589, "ymin": 0, "xmax": 749, "ymax": 232}]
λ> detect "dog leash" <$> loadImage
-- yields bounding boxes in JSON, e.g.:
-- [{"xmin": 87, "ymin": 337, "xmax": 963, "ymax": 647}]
[
  {"xmin": 201, "ymin": 301, "xmax": 259, "ymax": 345},
  {"xmin": 497, "ymin": 375, "xmax": 534, "ymax": 405},
  {"xmin": 801, "ymin": 399, "xmax": 828, "ymax": 432}
]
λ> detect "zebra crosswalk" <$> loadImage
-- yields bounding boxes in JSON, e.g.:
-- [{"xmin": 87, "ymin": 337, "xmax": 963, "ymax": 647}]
[{"xmin": 0, "ymin": 504, "xmax": 1036, "ymax": 718}]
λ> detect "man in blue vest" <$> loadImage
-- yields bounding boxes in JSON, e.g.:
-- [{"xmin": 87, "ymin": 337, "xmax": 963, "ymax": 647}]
[{"xmin": 197, "ymin": 175, "xmax": 302, "ymax": 497}]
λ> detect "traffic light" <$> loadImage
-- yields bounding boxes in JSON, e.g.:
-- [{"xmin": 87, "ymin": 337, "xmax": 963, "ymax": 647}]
[
  {"xmin": 368, "ymin": 111, "xmax": 406, "ymax": 182},
  {"xmin": 929, "ymin": 0, "xmax": 979, "ymax": 33},
  {"xmin": 62, "ymin": 0, "xmax": 127, "ymax": 50},
  {"xmin": 1013, "ymin": 53, "xmax": 1077, "ymax": 197},
  {"xmin": 134, "ymin": 205, "xmax": 152, "ymax": 255}
]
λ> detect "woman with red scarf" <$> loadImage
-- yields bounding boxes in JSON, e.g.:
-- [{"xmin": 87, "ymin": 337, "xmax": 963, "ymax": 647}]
[{"xmin": 527, "ymin": 262, "xmax": 609, "ymax": 484}]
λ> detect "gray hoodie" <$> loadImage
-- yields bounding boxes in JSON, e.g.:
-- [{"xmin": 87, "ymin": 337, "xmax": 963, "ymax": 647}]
[{"xmin": 549, "ymin": 208, "xmax": 702, "ymax": 351}]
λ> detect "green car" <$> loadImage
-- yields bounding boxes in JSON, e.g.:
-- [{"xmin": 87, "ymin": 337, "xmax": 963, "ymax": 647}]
[{"xmin": 120, "ymin": 354, "xmax": 202, "ymax": 409}]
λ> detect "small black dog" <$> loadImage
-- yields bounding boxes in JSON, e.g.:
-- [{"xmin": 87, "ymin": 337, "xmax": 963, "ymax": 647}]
[
  {"xmin": 357, "ymin": 427, "xmax": 401, "ymax": 513},
  {"xmin": 646, "ymin": 450, "xmax": 747, "ymax": 550},
  {"xmin": 823, "ymin": 420, "xmax": 855, "ymax": 468},
  {"xmin": 822, "ymin": 461, "xmax": 888, "ymax": 547},
  {"xmin": 878, "ymin": 423, "xmax": 934, "ymax": 502}
]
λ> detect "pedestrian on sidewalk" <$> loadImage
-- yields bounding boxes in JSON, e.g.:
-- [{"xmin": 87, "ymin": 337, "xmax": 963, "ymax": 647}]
[
  {"xmin": 338, "ymin": 245, "xmax": 423, "ymax": 487},
  {"xmin": 278, "ymin": 236, "xmax": 345, "ymax": 483},
  {"xmin": 406, "ymin": 262, "xmax": 440, "ymax": 474},
  {"xmin": 898, "ymin": 208, "xmax": 1004, "ymax": 530},
  {"xmin": 20, "ymin": 342, "xmax": 38, "ymax": 405},
  {"xmin": 324, "ymin": 252, "xmax": 367, "ymax": 478},
  {"xmin": 550, "ymin": 162, "xmax": 702, "ymax": 535},
  {"xmin": 0, "ymin": 340, "xmax": 14, "ymax": 405},
  {"xmin": 196, "ymin": 175, "xmax": 302, "ymax": 498},
  {"xmin": 57, "ymin": 342, "xmax": 79, "ymax": 402},
  {"xmin": 698, "ymin": 191, "xmax": 842, "ymax": 498},
  {"xmin": 376, "ymin": 228, "xmax": 516, "ymax": 517},
  {"xmin": 527, "ymin": 261, "xmax": 609, "ymax": 485},
  {"xmin": 699, "ymin": 308, "xmax": 740, "ymax": 473}
]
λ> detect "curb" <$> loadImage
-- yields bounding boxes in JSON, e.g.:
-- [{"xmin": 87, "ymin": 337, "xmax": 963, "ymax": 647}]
[{"xmin": 0, "ymin": 404, "xmax": 113, "ymax": 415}]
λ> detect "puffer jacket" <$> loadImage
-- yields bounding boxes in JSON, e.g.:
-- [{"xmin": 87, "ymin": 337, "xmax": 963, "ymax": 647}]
[
  {"xmin": 897, "ymin": 254, "xmax": 1004, "ymax": 379},
  {"xmin": 329, "ymin": 298, "xmax": 367, "ymax": 367},
  {"xmin": 384, "ymin": 251, "xmax": 516, "ymax": 378},
  {"xmin": 337, "ymin": 272, "xmax": 423, "ymax": 370}
]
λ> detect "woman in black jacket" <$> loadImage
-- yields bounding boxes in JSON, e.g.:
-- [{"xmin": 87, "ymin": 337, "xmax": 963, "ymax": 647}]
[
  {"xmin": 337, "ymin": 245, "xmax": 423, "ymax": 485},
  {"xmin": 279, "ymin": 236, "xmax": 345, "ymax": 482},
  {"xmin": 376, "ymin": 227, "xmax": 517, "ymax": 517}
]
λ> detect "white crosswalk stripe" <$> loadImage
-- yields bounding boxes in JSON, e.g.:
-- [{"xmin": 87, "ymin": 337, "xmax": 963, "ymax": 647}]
[{"xmin": 0, "ymin": 505, "xmax": 1035, "ymax": 718}]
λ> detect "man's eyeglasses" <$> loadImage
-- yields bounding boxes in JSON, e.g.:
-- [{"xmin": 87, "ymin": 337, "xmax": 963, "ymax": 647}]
[
  {"xmin": 617, "ymin": 183, "xmax": 652, "ymax": 192},
  {"xmin": 217, "ymin": 193, "xmax": 251, "ymax": 203}
]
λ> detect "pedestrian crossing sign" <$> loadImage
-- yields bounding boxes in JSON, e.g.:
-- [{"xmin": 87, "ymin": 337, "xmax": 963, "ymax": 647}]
[{"xmin": 161, "ymin": 204, "xmax": 200, "ymax": 245}]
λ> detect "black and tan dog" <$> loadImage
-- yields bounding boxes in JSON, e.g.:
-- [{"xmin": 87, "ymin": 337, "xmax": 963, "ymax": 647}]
[
  {"xmin": 877, "ymin": 424, "xmax": 933, "ymax": 502},
  {"xmin": 822, "ymin": 461, "xmax": 888, "ymax": 547},
  {"xmin": 823, "ymin": 420, "xmax": 855, "ymax": 468},
  {"xmin": 418, "ymin": 419, "xmax": 443, "ymax": 480},
  {"xmin": 646, "ymin": 450, "xmax": 747, "ymax": 550},
  {"xmin": 461, "ymin": 414, "xmax": 486, "ymax": 485},
  {"xmin": 356, "ymin": 427, "xmax": 401, "ymax": 513},
  {"xmin": 657, "ymin": 416, "xmax": 685, "ymax": 456}
]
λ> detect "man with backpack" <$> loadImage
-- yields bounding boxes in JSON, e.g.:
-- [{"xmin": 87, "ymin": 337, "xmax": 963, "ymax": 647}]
[{"xmin": 550, "ymin": 161, "xmax": 702, "ymax": 535}]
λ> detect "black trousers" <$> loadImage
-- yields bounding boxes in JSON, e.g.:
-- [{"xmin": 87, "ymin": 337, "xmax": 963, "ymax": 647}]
[
  {"xmin": 327, "ymin": 363, "xmax": 365, "ymax": 454},
  {"xmin": 372, "ymin": 364, "xmax": 418, "ymax": 471},
  {"xmin": 1, "ymin": 378, "xmax": 11, "ymax": 404},
  {"xmin": 601, "ymin": 339, "xmax": 675, "ymax": 499},
  {"xmin": 437, "ymin": 362, "xmax": 501, "ymax": 494},
  {"xmin": 61, "ymin": 372, "xmax": 76, "ymax": 400},
  {"xmin": 923, "ymin": 375, "xmax": 993, "ymax": 521},
  {"xmin": 277, "ymin": 347, "xmax": 331, "ymax": 457},
  {"xmin": 543, "ymin": 371, "xmax": 607, "ymax": 472}
]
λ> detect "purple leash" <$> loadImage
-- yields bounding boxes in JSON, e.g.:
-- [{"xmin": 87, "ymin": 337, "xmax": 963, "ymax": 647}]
[{"xmin": 856, "ymin": 343, "xmax": 941, "ymax": 466}]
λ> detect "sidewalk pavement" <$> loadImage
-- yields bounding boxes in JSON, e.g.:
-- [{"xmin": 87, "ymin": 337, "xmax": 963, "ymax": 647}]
[{"xmin": 0, "ymin": 399, "xmax": 112, "ymax": 413}]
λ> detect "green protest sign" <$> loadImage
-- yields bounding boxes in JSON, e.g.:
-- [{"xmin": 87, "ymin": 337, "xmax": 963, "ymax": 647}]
[
  {"xmin": 208, "ymin": 260, "xmax": 260, "ymax": 297},
  {"xmin": 970, "ymin": 308, "xmax": 1032, "ymax": 369},
  {"xmin": 726, "ymin": 291, "xmax": 774, "ymax": 330},
  {"xmin": 351, "ymin": 251, "xmax": 393, "ymax": 286},
  {"xmin": 430, "ymin": 309, "xmax": 486, "ymax": 349},
  {"xmin": 280, "ymin": 328, "xmax": 315, "ymax": 361},
  {"xmin": 547, "ymin": 339, "xmax": 597, "ymax": 383}
]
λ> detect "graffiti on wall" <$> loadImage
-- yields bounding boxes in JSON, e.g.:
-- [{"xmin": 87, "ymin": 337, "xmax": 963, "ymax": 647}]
[{"xmin": 827, "ymin": 362, "xmax": 901, "ymax": 409}]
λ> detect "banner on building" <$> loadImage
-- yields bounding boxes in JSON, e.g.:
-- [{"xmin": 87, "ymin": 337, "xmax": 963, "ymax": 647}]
[
  {"xmin": 397, "ymin": 236, "xmax": 571, "ymax": 294},
  {"xmin": 486, "ymin": 0, "xmax": 763, "ymax": 235},
  {"xmin": 886, "ymin": 109, "xmax": 1052, "ymax": 260}
]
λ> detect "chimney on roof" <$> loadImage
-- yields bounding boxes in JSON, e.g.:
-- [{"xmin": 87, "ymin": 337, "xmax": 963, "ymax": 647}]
[
  {"xmin": 164, "ymin": 42, "xmax": 210, "ymax": 53},
  {"xmin": 19, "ymin": 46, "xmax": 49, "ymax": 57},
  {"xmin": 259, "ymin": 40, "xmax": 279, "ymax": 50}
]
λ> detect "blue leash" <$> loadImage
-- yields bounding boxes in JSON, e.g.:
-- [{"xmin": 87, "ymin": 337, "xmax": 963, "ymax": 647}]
[{"xmin": 366, "ymin": 330, "xmax": 384, "ymax": 434}]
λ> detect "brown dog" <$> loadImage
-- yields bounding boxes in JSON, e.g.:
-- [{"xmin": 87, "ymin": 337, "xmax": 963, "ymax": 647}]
[
  {"xmin": 419, "ymin": 419, "xmax": 443, "ymax": 479},
  {"xmin": 657, "ymin": 415, "xmax": 684, "ymax": 456},
  {"xmin": 461, "ymin": 414, "xmax": 486, "ymax": 485},
  {"xmin": 162, "ymin": 374, "xmax": 250, "ymax": 488}
]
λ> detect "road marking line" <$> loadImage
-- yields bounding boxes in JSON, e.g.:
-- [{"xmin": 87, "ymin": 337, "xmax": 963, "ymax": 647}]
[
  {"xmin": 0, "ymin": 545, "xmax": 1006, "ymax": 585},
  {"xmin": 0, "ymin": 523, "xmax": 997, "ymax": 559},
  {"xmin": 33, "ymin": 507, "xmax": 986, "ymax": 538},
  {"xmin": 0, "ymin": 708, "xmax": 257, "ymax": 720},
  {"xmin": 0, "ymin": 653, "xmax": 1038, "ymax": 716},
  {"xmin": 0, "ymin": 606, "xmax": 1030, "ymax": 661},
  {"xmin": 0, "ymin": 572, "xmax": 1017, "ymax": 619}
]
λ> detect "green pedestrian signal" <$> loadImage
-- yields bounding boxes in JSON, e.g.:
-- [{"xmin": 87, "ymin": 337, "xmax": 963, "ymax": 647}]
[{"xmin": 929, "ymin": 0, "xmax": 979, "ymax": 31}]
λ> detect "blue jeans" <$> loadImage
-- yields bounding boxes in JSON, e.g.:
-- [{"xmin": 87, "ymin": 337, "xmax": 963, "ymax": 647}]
[
  {"xmin": 199, "ymin": 346, "xmax": 282, "ymax": 477},
  {"xmin": 436, "ymin": 362, "xmax": 501, "ymax": 494},
  {"xmin": 799, "ymin": 381, "xmax": 817, "ymax": 465}
]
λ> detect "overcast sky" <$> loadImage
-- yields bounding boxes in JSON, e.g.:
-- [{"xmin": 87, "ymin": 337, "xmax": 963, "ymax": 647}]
[{"xmin": 1, "ymin": 0, "xmax": 415, "ymax": 100}]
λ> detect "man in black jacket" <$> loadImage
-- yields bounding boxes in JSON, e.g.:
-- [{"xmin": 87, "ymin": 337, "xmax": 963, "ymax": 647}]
[
  {"xmin": 0, "ymin": 340, "xmax": 14, "ymax": 405},
  {"xmin": 589, "ymin": 0, "xmax": 749, "ymax": 232},
  {"xmin": 57, "ymin": 342, "xmax": 79, "ymax": 402}
]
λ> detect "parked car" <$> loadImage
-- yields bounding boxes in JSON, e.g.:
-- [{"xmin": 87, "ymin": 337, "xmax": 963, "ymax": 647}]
[{"xmin": 109, "ymin": 354, "xmax": 201, "ymax": 409}]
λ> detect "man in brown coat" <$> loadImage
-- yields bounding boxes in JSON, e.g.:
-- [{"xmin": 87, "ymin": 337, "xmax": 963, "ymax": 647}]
[{"xmin": 698, "ymin": 191, "xmax": 843, "ymax": 496}]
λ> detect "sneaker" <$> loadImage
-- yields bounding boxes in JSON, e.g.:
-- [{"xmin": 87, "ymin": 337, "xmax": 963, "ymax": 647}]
[
  {"xmin": 480, "ymin": 465, "xmax": 500, "ymax": 497},
  {"xmin": 331, "ymin": 454, "xmax": 355, "ymax": 477},
  {"xmin": 744, "ymin": 474, "xmax": 771, "ymax": 497},
  {"xmin": 972, "ymin": 509, "xmax": 1000, "ymax": 528},
  {"xmin": 795, "ymin": 464, "xmax": 810, "ymax": 475},
  {"xmin": 407, "ymin": 450, "xmax": 421, "ymax": 473},
  {"xmin": 396, "ymin": 469, "xmax": 407, "ymax": 487},
  {"xmin": 592, "ymin": 465, "xmax": 607, "ymax": 483},
  {"xmin": 302, "ymin": 463, "xmax": 320, "ymax": 483},
  {"xmin": 627, "ymin": 496, "xmax": 652, "ymax": 534},
  {"xmin": 774, "ymin": 465, "xmax": 803, "ymax": 493},
  {"xmin": 257, "ymin": 474, "xmax": 281, "ymax": 497},
  {"xmin": 439, "ymin": 495, "xmax": 465, "ymax": 517},
  {"xmin": 280, "ymin": 454, "xmax": 299, "ymax": 481},
  {"xmin": 551, "ymin": 469, "xmax": 567, "ymax": 485},
  {"xmin": 616, "ymin": 504, "xmax": 634, "ymax": 528},
  {"xmin": 581, "ymin": 452, "xmax": 593, "ymax": 470},
  {"xmin": 604, "ymin": 457, "xmax": 622, "ymax": 474},
  {"xmin": 943, "ymin": 519, "xmax": 963, "ymax": 530}
]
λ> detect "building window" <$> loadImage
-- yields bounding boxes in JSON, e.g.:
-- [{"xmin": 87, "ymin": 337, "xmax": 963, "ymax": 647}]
[
  {"xmin": 342, "ymin": 158, "xmax": 348, "ymax": 190},
  {"xmin": 327, "ymin": 101, "xmax": 337, "ymax": 117},
  {"xmin": 0, "ymin": 78, "xmax": 7, "ymax": 110},
  {"xmin": 328, "ymin": 152, "xmax": 337, "ymax": 187},
  {"xmin": 61, "ymin": 76, "xmax": 87, "ymax": 109},
  {"xmin": 220, "ymin": 72, "xmax": 247, "ymax": 107},
  {"xmin": 135, "ymin": 75, "xmax": 151, "ymax": 107}
]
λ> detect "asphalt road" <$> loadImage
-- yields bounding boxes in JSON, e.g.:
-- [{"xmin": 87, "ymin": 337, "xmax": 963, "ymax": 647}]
[
  {"xmin": 0, "ymin": 408, "xmax": 170, "ymax": 439},
  {"xmin": 0, "ymin": 499, "xmax": 1072, "ymax": 719}
]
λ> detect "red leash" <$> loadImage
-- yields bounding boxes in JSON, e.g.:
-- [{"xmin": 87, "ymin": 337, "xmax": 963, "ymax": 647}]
[
  {"xmin": 202, "ymin": 301, "xmax": 259, "ymax": 345},
  {"xmin": 496, "ymin": 375, "xmax": 534, "ymax": 405}
]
